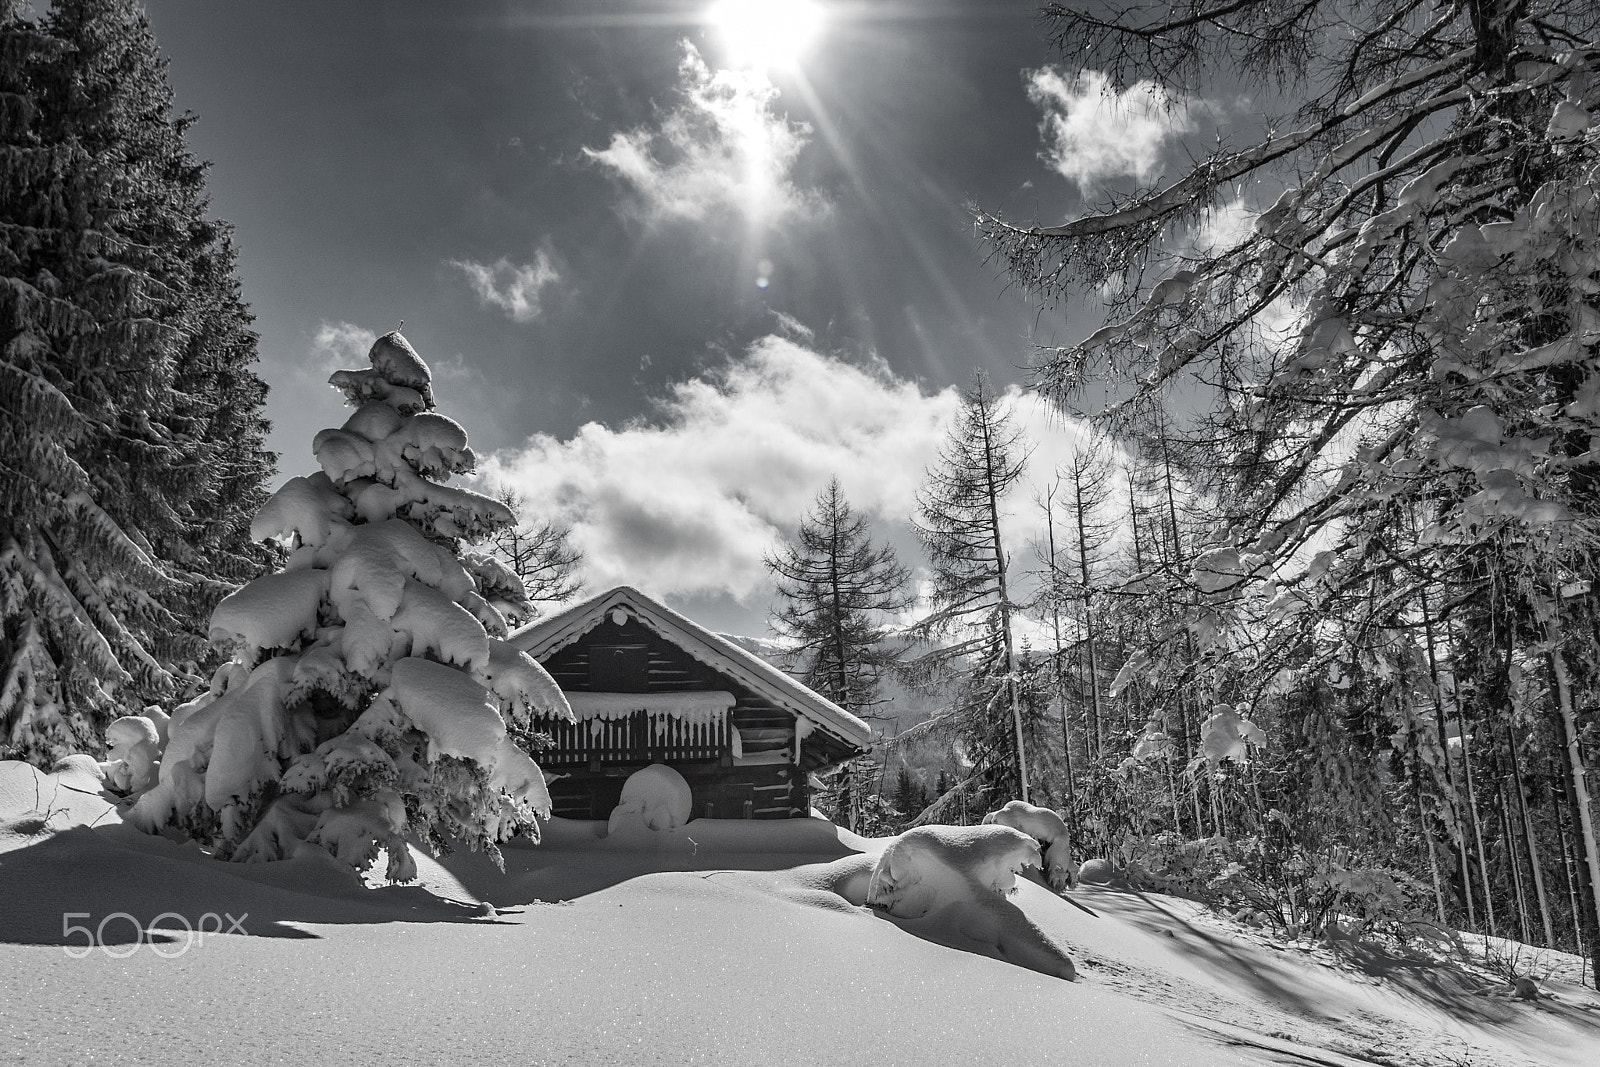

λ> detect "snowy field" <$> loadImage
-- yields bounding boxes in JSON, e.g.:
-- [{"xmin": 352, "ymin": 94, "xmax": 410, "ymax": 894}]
[{"xmin": 3, "ymin": 758, "xmax": 1597, "ymax": 1067}]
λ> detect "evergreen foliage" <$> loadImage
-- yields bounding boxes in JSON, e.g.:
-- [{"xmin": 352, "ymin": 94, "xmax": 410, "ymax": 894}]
[
  {"xmin": 767, "ymin": 477, "xmax": 908, "ymax": 832},
  {"xmin": 0, "ymin": 0, "xmax": 272, "ymax": 763},
  {"xmin": 766, "ymin": 476, "xmax": 910, "ymax": 712},
  {"xmin": 115, "ymin": 331, "xmax": 571, "ymax": 877}
]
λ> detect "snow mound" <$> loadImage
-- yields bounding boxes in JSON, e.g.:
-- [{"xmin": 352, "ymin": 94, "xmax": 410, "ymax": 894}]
[
  {"xmin": 368, "ymin": 331, "xmax": 433, "ymax": 395},
  {"xmin": 250, "ymin": 474, "xmax": 353, "ymax": 547},
  {"xmin": 1200, "ymin": 704, "xmax": 1268, "ymax": 769},
  {"xmin": 607, "ymin": 764, "xmax": 693, "ymax": 835},
  {"xmin": 865, "ymin": 824, "xmax": 1077, "ymax": 980},
  {"xmin": 981, "ymin": 800, "xmax": 1078, "ymax": 891}
]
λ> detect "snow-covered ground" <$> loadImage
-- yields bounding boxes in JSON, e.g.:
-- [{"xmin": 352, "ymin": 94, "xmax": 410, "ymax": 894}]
[{"xmin": 3, "ymin": 759, "xmax": 1597, "ymax": 1067}]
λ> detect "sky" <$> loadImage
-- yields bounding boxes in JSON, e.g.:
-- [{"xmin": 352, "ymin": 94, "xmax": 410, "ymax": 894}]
[{"xmin": 138, "ymin": 0, "xmax": 1221, "ymax": 635}]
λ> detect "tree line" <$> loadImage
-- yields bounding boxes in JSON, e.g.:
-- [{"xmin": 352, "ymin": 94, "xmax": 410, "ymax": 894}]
[{"xmin": 771, "ymin": 0, "xmax": 1600, "ymax": 984}]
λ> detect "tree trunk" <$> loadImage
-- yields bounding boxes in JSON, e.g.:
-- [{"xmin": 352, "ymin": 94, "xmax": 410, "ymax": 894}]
[
  {"xmin": 1505, "ymin": 719, "xmax": 1556, "ymax": 947},
  {"xmin": 978, "ymin": 397, "xmax": 1026, "ymax": 803},
  {"xmin": 1550, "ymin": 648, "xmax": 1600, "ymax": 985},
  {"xmin": 1419, "ymin": 582, "xmax": 1476, "ymax": 929}
]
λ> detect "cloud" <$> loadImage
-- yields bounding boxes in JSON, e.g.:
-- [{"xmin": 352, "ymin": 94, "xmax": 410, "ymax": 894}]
[
  {"xmin": 1026, "ymin": 68, "xmax": 1200, "ymax": 192},
  {"xmin": 583, "ymin": 42, "xmax": 822, "ymax": 226},
  {"xmin": 448, "ymin": 251, "xmax": 559, "ymax": 323},
  {"xmin": 308, "ymin": 321, "xmax": 377, "ymax": 379},
  {"xmin": 478, "ymin": 336, "xmax": 1108, "ymax": 622},
  {"xmin": 479, "ymin": 337, "xmax": 960, "ymax": 603}
]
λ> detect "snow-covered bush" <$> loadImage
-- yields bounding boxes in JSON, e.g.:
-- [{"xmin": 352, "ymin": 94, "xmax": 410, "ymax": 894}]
[{"xmin": 115, "ymin": 331, "xmax": 571, "ymax": 879}]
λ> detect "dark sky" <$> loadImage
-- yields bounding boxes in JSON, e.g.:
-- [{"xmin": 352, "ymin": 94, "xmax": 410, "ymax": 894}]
[{"xmin": 139, "ymin": 0, "xmax": 1221, "ymax": 633}]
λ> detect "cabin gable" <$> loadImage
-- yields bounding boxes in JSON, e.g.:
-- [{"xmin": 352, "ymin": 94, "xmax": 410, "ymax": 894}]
[{"xmin": 516, "ymin": 589, "xmax": 870, "ymax": 822}]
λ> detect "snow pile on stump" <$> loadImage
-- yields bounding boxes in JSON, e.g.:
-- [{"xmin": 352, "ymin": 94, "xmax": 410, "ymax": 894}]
[
  {"xmin": 981, "ymin": 800, "xmax": 1079, "ymax": 891},
  {"xmin": 108, "ymin": 331, "xmax": 571, "ymax": 879}
]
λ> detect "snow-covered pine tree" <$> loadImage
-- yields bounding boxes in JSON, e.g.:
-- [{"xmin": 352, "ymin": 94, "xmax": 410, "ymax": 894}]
[
  {"xmin": 907, "ymin": 372, "xmax": 1037, "ymax": 813},
  {"xmin": 121, "ymin": 331, "xmax": 571, "ymax": 879},
  {"xmin": 0, "ymin": 0, "xmax": 273, "ymax": 763}
]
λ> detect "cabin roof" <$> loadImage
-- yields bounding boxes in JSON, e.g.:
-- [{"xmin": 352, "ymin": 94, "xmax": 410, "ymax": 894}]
[{"xmin": 510, "ymin": 585, "xmax": 872, "ymax": 754}]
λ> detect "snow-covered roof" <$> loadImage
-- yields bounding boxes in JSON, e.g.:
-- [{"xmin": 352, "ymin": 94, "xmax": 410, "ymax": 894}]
[{"xmin": 510, "ymin": 586, "xmax": 871, "ymax": 754}]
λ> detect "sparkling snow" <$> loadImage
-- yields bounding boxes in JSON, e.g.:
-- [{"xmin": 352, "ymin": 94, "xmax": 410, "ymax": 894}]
[{"xmin": 3, "ymin": 760, "xmax": 1598, "ymax": 1067}]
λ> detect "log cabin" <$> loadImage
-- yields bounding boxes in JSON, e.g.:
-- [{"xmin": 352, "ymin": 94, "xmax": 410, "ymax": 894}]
[{"xmin": 510, "ymin": 585, "xmax": 872, "ymax": 821}]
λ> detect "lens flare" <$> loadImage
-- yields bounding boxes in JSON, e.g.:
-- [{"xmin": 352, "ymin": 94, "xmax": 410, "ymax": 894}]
[{"xmin": 707, "ymin": 0, "xmax": 824, "ymax": 69}]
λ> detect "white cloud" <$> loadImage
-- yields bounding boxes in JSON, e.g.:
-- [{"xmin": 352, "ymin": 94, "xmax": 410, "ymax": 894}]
[
  {"xmin": 478, "ymin": 336, "xmax": 1109, "ymax": 620},
  {"xmin": 308, "ymin": 320, "xmax": 377, "ymax": 379},
  {"xmin": 448, "ymin": 251, "xmax": 559, "ymax": 323},
  {"xmin": 479, "ymin": 337, "xmax": 959, "ymax": 603},
  {"xmin": 583, "ymin": 42, "xmax": 822, "ymax": 226},
  {"xmin": 1027, "ymin": 68, "xmax": 1200, "ymax": 192}
]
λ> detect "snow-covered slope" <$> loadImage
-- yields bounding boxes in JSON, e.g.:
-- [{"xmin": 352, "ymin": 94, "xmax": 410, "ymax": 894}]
[{"xmin": 2, "ymin": 759, "xmax": 1597, "ymax": 1067}]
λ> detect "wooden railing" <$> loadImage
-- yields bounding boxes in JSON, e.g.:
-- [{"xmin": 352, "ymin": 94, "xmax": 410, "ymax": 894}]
[{"xmin": 540, "ymin": 710, "xmax": 729, "ymax": 766}]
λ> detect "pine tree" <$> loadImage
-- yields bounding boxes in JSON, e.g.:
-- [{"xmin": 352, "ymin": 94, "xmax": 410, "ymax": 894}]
[
  {"xmin": 118, "ymin": 332, "xmax": 570, "ymax": 877},
  {"xmin": 0, "ymin": 0, "xmax": 272, "ymax": 763},
  {"xmin": 766, "ymin": 477, "xmax": 910, "ymax": 712},
  {"xmin": 908, "ymin": 372, "xmax": 1034, "ymax": 812},
  {"xmin": 766, "ymin": 477, "xmax": 908, "ymax": 832}
]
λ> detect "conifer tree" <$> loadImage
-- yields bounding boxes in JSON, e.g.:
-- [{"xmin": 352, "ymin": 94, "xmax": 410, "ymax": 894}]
[
  {"xmin": 908, "ymin": 372, "xmax": 1034, "ymax": 811},
  {"xmin": 766, "ymin": 477, "xmax": 910, "ymax": 712},
  {"xmin": 981, "ymin": 0, "xmax": 1600, "ymax": 974},
  {"xmin": 766, "ymin": 477, "xmax": 908, "ymax": 832},
  {"xmin": 0, "ymin": 0, "xmax": 272, "ymax": 763},
  {"xmin": 118, "ymin": 332, "xmax": 570, "ymax": 877}
]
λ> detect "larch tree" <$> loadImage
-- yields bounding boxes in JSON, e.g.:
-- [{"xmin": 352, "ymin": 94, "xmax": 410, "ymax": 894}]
[
  {"xmin": 0, "ymin": 0, "xmax": 272, "ymax": 764},
  {"xmin": 116, "ymin": 331, "xmax": 571, "ymax": 877},
  {"xmin": 765, "ymin": 476, "xmax": 909, "ymax": 831},
  {"xmin": 907, "ymin": 372, "xmax": 1036, "ymax": 813},
  {"xmin": 978, "ymin": 0, "xmax": 1600, "ymax": 975}
]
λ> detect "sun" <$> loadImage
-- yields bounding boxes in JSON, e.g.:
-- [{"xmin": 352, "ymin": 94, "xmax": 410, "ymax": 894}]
[{"xmin": 706, "ymin": 0, "xmax": 825, "ymax": 69}]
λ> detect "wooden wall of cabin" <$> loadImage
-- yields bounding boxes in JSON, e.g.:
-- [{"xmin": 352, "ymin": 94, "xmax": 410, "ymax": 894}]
[{"xmin": 537, "ymin": 615, "xmax": 811, "ymax": 819}]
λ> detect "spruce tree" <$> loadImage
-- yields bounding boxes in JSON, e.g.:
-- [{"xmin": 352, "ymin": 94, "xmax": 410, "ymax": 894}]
[
  {"xmin": 121, "ymin": 331, "xmax": 570, "ymax": 876},
  {"xmin": 908, "ymin": 372, "xmax": 1034, "ymax": 812},
  {"xmin": 0, "ymin": 0, "xmax": 271, "ymax": 763},
  {"xmin": 765, "ymin": 477, "xmax": 910, "ymax": 712},
  {"xmin": 766, "ymin": 477, "xmax": 908, "ymax": 831}
]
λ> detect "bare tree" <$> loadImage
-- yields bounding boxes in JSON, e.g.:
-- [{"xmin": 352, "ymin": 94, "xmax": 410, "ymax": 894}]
[
  {"xmin": 907, "ymin": 372, "xmax": 1035, "ymax": 809},
  {"xmin": 481, "ymin": 487, "xmax": 583, "ymax": 625}
]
